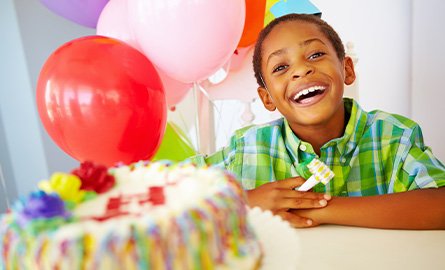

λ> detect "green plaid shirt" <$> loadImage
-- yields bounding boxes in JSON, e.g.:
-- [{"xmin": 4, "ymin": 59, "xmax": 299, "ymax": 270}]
[{"xmin": 191, "ymin": 98, "xmax": 445, "ymax": 196}]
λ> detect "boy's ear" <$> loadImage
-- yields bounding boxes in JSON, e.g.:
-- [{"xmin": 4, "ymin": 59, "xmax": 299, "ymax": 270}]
[
  {"xmin": 343, "ymin": 56, "xmax": 356, "ymax": 85},
  {"xmin": 257, "ymin": 87, "xmax": 277, "ymax": 111}
]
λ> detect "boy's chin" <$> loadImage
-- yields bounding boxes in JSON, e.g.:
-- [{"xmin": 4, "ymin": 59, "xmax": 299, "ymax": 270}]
[{"xmin": 288, "ymin": 110, "xmax": 337, "ymax": 127}]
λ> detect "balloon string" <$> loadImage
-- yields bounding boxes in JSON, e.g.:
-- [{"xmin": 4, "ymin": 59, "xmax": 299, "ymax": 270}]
[
  {"xmin": 192, "ymin": 83, "xmax": 201, "ymax": 152},
  {"xmin": 169, "ymin": 122, "xmax": 194, "ymax": 149},
  {"xmin": 173, "ymin": 98, "xmax": 194, "ymax": 148},
  {"xmin": 196, "ymin": 83, "xmax": 221, "ymax": 116},
  {"xmin": 195, "ymin": 82, "xmax": 232, "ymax": 149},
  {"xmin": 210, "ymin": 98, "xmax": 232, "ymax": 146}
]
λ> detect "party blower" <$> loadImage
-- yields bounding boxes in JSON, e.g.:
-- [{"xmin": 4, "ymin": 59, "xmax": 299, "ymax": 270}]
[{"xmin": 295, "ymin": 158, "xmax": 334, "ymax": 191}]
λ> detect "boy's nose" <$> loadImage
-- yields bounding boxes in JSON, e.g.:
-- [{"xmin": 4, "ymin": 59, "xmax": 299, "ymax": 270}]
[{"xmin": 291, "ymin": 64, "xmax": 314, "ymax": 79}]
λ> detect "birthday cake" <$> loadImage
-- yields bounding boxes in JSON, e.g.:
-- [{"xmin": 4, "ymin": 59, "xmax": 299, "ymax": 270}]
[{"xmin": 0, "ymin": 161, "xmax": 262, "ymax": 269}]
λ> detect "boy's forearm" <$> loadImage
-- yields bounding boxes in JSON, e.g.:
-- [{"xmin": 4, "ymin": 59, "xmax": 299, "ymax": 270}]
[{"xmin": 294, "ymin": 187, "xmax": 445, "ymax": 230}]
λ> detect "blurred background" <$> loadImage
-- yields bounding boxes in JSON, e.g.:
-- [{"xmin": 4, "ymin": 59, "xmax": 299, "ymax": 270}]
[{"xmin": 1, "ymin": 0, "xmax": 444, "ymax": 213}]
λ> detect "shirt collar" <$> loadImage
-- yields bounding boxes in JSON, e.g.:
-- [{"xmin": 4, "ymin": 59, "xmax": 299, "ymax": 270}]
[
  {"xmin": 282, "ymin": 98, "xmax": 368, "ymax": 164},
  {"xmin": 332, "ymin": 98, "xmax": 368, "ymax": 157},
  {"xmin": 282, "ymin": 118, "xmax": 315, "ymax": 166}
]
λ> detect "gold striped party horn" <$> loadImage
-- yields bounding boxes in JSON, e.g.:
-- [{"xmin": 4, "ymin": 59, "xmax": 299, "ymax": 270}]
[{"xmin": 297, "ymin": 159, "xmax": 334, "ymax": 191}]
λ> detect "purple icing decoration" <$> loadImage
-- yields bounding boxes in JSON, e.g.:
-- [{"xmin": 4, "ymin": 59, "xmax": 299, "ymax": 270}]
[{"xmin": 14, "ymin": 190, "xmax": 70, "ymax": 223}]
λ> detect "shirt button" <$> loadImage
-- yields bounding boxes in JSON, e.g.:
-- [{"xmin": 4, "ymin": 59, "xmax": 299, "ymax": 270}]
[
  {"xmin": 341, "ymin": 157, "xmax": 346, "ymax": 163},
  {"xmin": 299, "ymin": 144, "xmax": 307, "ymax": 151}
]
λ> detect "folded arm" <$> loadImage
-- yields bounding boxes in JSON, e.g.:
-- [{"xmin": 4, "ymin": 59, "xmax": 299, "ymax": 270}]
[{"xmin": 292, "ymin": 187, "xmax": 445, "ymax": 230}]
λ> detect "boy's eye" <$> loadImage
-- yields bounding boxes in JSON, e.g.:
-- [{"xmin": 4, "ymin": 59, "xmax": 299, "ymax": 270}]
[
  {"xmin": 272, "ymin": 65, "xmax": 288, "ymax": 73},
  {"xmin": 308, "ymin": 52, "xmax": 325, "ymax": 60}
]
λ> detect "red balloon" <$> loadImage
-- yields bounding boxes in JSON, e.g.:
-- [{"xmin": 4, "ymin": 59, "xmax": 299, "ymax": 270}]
[{"xmin": 37, "ymin": 36, "xmax": 167, "ymax": 166}]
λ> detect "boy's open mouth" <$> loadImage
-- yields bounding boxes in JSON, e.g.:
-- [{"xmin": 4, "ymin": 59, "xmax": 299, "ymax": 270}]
[{"xmin": 292, "ymin": 86, "xmax": 326, "ymax": 104}]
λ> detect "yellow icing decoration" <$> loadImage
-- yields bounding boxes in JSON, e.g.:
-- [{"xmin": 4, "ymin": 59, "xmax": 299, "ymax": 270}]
[{"xmin": 38, "ymin": 173, "xmax": 85, "ymax": 203}]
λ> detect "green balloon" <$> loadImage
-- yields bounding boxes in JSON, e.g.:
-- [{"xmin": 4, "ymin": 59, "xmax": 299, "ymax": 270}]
[{"xmin": 153, "ymin": 122, "xmax": 196, "ymax": 161}]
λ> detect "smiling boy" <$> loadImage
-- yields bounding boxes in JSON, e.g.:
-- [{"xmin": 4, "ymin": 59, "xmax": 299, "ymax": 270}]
[{"xmin": 192, "ymin": 14, "xmax": 445, "ymax": 229}]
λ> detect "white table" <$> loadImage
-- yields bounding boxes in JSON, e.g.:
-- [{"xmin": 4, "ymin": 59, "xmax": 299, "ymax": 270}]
[
  {"xmin": 295, "ymin": 225, "xmax": 445, "ymax": 270},
  {"xmin": 249, "ymin": 208, "xmax": 445, "ymax": 270}
]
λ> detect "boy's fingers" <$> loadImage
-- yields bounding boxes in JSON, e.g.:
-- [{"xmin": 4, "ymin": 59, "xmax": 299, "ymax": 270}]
[
  {"xmin": 279, "ymin": 197, "xmax": 328, "ymax": 209},
  {"xmin": 297, "ymin": 191, "xmax": 332, "ymax": 201},
  {"xmin": 278, "ymin": 189, "xmax": 331, "ymax": 201},
  {"xmin": 276, "ymin": 210, "xmax": 316, "ymax": 228},
  {"xmin": 274, "ymin": 177, "xmax": 306, "ymax": 189}
]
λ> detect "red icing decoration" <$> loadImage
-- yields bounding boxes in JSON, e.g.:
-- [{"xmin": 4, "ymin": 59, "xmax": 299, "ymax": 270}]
[
  {"xmin": 71, "ymin": 161, "xmax": 115, "ymax": 194},
  {"xmin": 149, "ymin": 186, "xmax": 165, "ymax": 205},
  {"xmin": 90, "ymin": 186, "xmax": 165, "ymax": 222}
]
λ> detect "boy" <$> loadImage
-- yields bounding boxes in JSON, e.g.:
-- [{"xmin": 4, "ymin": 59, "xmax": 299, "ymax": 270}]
[{"xmin": 192, "ymin": 14, "xmax": 445, "ymax": 229}]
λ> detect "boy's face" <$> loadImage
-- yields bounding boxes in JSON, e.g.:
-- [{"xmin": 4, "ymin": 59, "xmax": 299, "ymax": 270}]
[{"xmin": 258, "ymin": 20, "xmax": 355, "ymax": 131}]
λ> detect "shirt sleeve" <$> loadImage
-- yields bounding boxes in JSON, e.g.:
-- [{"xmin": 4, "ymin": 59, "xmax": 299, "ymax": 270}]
[
  {"xmin": 188, "ymin": 133, "xmax": 239, "ymax": 170},
  {"xmin": 394, "ymin": 125, "xmax": 445, "ymax": 191}
]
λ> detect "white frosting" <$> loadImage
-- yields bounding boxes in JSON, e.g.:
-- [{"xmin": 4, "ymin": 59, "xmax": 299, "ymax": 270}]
[
  {"xmin": 74, "ymin": 164, "xmax": 225, "ymax": 220},
  {"xmin": 1, "ymin": 162, "xmax": 262, "ymax": 270}
]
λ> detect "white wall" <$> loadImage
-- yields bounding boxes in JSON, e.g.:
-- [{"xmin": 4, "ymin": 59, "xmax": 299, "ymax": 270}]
[
  {"xmin": 14, "ymin": 0, "xmax": 94, "ymax": 175},
  {"xmin": 312, "ymin": 0, "xmax": 412, "ymax": 116},
  {"xmin": 1, "ymin": 0, "xmax": 444, "ymax": 208},
  {"xmin": 174, "ymin": 0, "xmax": 445, "ymax": 163},
  {"xmin": 314, "ymin": 0, "xmax": 445, "ymax": 161},
  {"xmin": 0, "ymin": 0, "xmax": 94, "ymax": 209},
  {"xmin": 0, "ymin": 0, "xmax": 48, "ymax": 209},
  {"xmin": 172, "ymin": 0, "xmax": 416, "ymax": 152},
  {"xmin": 411, "ymin": 0, "xmax": 445, "ymax": 162}
]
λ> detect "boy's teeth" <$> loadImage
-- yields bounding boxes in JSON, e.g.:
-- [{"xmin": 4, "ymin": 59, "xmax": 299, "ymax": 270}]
[{"xmin": 293, "ymin": 86, "xmax": 325, "ymax": 101}]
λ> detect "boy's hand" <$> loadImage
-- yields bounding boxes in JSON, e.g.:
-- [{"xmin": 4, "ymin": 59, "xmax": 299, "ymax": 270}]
[
  {"xmin": 276, "ymin": 209, "xmax": 321, "ymax": 228},
  {"xmin": 246, "ymin": 177, "xmax": 330, "ymax": 213}
]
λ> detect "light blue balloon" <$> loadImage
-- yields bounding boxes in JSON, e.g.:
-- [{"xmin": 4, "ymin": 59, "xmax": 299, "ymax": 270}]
[{"xmin": 270, "ymin": 0, "xmax": 321, "ymax": 18}]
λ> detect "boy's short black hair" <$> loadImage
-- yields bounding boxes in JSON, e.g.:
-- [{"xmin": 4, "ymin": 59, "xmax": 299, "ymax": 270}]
[{"xmin": 253, "ymin": 13, "xmax": 345, "ymax": 88}]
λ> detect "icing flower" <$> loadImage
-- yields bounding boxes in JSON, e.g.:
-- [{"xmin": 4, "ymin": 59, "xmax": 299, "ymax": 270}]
[
  {"xmin": 71, "ymin": 161, "xmax": 115, "ymax": 194},
  {"xmin": 38, "ymin": 173, "xmax": 85, "ymax": 204},
  {"xmin": 14, "ymin": 191, "xmax": 69, "ymax": 220},
  {"xmin": 12, "ymin": 191, "xmax": 70, "ymax": 234}
]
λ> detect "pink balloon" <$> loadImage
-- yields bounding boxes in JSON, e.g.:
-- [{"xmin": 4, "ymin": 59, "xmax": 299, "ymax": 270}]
[
  {"xmin": 128, "ymin": 0, "xmax": 245, "ymax": 83},
  {"xmin": 97, "ymin": 0, "xmax": 191, "ymax": 107},
  {"xmin": 97, "ymin": 0, "xmax": 139, "ymax": 50},
  {"xmin": 157, "ymin": 69, "xmax": 192, "ymax": 108}
]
